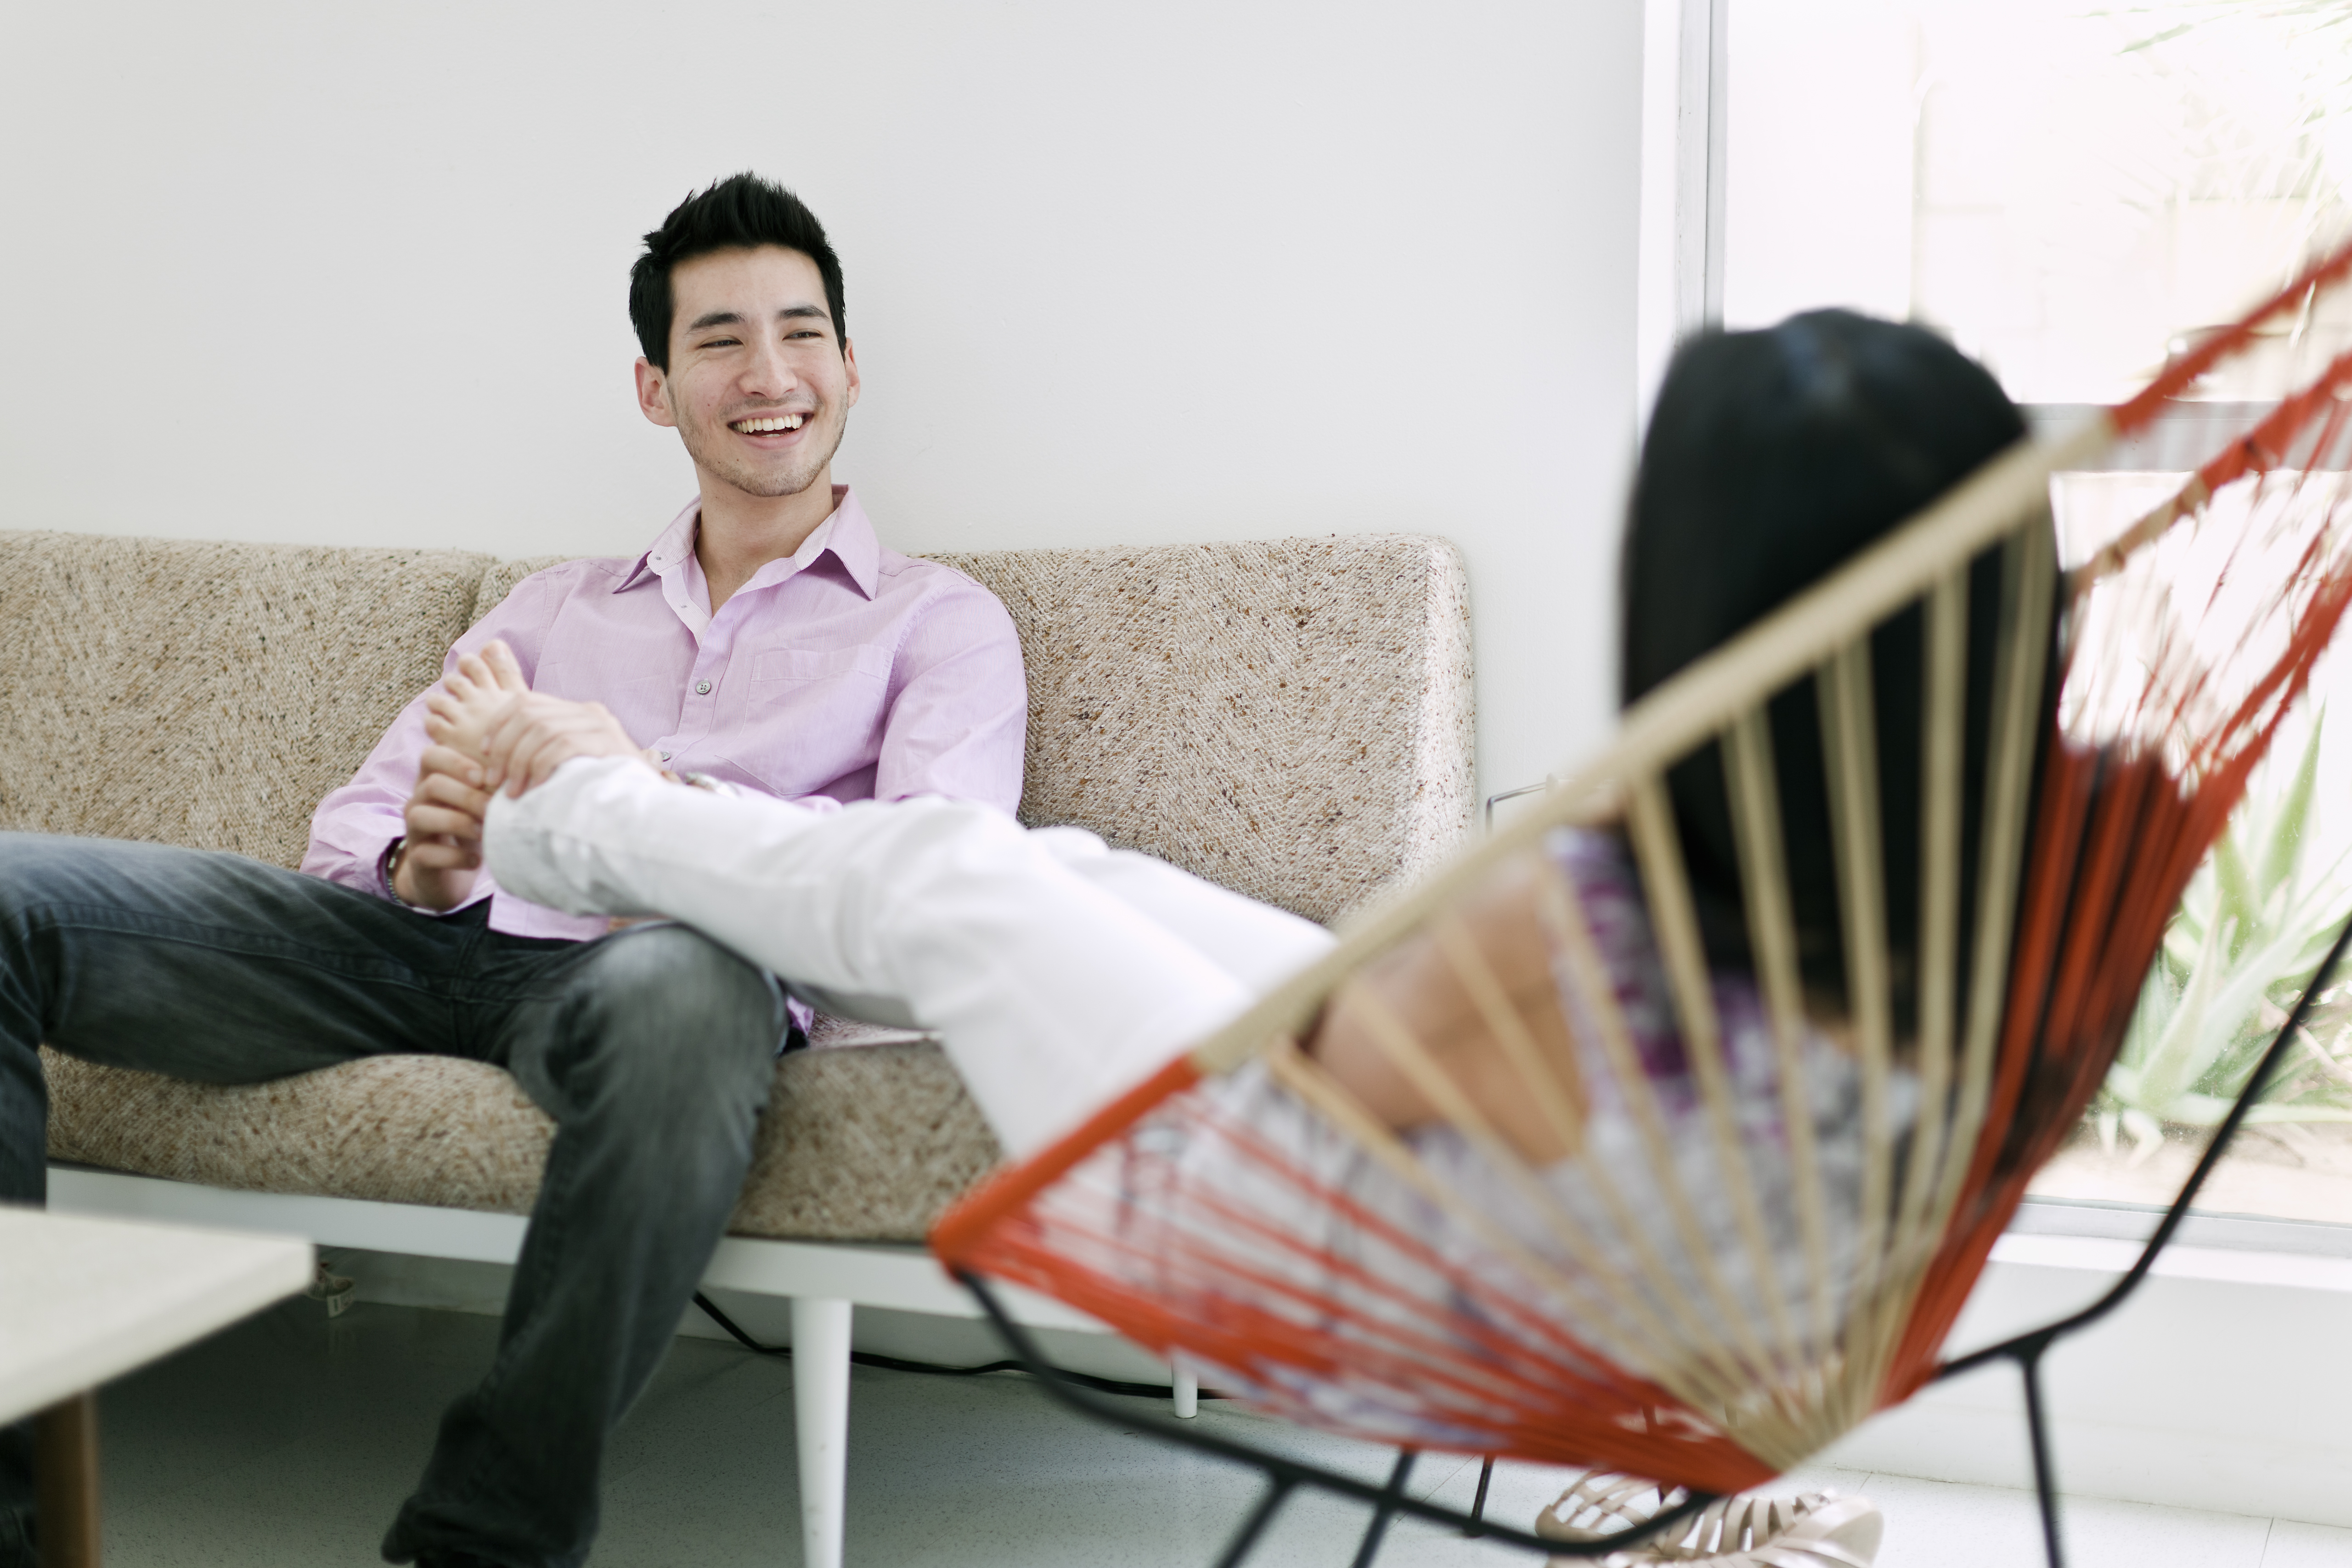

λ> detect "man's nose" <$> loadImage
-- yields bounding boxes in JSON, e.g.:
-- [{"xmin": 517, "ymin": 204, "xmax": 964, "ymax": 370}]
[{"xmin": 740, "ymin": 337, "xmax": 800, "ymax": 398}]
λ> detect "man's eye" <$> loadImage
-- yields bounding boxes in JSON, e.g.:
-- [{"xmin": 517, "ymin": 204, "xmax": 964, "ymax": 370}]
[{"xmin": 701, "ymin": 337, "xmax": 740, "ymax": 349}]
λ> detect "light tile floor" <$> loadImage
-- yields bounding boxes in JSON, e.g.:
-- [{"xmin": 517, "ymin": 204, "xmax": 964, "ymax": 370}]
[{"xmin": 90, "ymin": 1296, "xmax": 2352, "ymax": 1567}]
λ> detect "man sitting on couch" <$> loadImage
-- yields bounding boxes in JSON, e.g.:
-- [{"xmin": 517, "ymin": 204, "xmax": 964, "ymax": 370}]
[{"xmin": 0, "ymin": 172, "xmax": 1026, "ymax": 1568}]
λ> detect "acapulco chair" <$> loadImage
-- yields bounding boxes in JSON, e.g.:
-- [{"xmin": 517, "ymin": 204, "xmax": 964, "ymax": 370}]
[{"xmin": 935, "ymin": 236, "xmax": 2352, "ymax": 1568}]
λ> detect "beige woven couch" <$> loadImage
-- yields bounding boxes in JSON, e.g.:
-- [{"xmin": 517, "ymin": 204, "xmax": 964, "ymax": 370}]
[
  {"xmin": 15, "ymin": 528, "xmax": 1474, "ymax": 1238},
  {"xmin": 10, "ymin": 525, "xmax": 1472, "ymax": 1564}
]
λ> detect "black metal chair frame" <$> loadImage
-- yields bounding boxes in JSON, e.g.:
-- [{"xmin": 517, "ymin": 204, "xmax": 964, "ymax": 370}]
[{"xmin": 956, "ymin": 919, "xmax": 2352, "ymax": 1568}]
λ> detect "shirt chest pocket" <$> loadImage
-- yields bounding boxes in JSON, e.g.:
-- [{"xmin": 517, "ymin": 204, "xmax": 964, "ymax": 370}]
[{"xmin": 750, "ymin": 645, "xmax": 893, "ymax": 685}]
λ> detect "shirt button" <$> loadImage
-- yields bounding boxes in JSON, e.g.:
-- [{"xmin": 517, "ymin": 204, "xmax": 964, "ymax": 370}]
[
  {"xmin": 658, "ymin": 750, "xmax": 672, "ymax": 761},
  {"xmin": 695, "ymin": 680, "xmax": 712, "ymax": 695}
]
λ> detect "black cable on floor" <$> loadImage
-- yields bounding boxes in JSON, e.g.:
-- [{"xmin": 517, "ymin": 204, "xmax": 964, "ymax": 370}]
[{"xmin": 690, "ymin": 1291, "xmax": 1222, "ymax": 1403}]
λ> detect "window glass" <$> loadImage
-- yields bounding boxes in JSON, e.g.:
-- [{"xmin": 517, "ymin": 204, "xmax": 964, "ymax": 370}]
[
  {"xmin": 2036, "ymin": 480, "xmax": 2352, "ymax": 1224},
  {"xmin": 1726, "ymin": 0, "xmax": 2352, "ymax": 401},
  {"xmin": 1727, "ymin": 0, "xmax": 2352, "ymax": 1228}
]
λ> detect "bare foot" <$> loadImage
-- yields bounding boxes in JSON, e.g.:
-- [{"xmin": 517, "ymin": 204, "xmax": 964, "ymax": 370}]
[
  {"xmin": 423, "ymin": 641, "xmax": 531, "ymax": 765},
  {"xmin": 427, "ymin": 640, "xmax": 655, "ymax": 798},
  {"xmin": 1305, "ymin": 858, "xmax": 1585, "ymax": 1166}
]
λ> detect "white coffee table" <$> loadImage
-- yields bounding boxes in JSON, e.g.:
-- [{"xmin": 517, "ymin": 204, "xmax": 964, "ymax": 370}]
[{"xmin": 0, "ymin": 1205, "xmax": 312, "ymax": 1568}]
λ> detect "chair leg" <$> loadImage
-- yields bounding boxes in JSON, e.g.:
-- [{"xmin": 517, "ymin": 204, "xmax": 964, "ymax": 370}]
[
  {"xmin": 791, "ymin": 1297, "xmax": 853, "ymax": 1568},
  {"xmin": 1348, "ymin": 1450, "xmax": 1416, "ymax": 1568},
  {"xmin": 1464, "ymin": 1456, "xmax": 1494, "ymax": 1537},
  {"xmin": 2019, "ymin": 1345, "xmax": 2066, "ymax": 1568},
  {"xmin": 34, "ymin": 1393, "xmax": 100, "ymax": 1568},
  {"xmin": 1215, "ymin": 1478, "xmax": 1295, "ymax": 1568},
  {"xmin": 1173, "ymin": 1363, "xmax": 1199, "ymax": 1419}
]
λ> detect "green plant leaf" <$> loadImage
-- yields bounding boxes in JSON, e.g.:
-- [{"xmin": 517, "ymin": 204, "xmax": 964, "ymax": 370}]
[
  {"xmin": 2135, "ymin": 913, "xmax": 2233, "ymax": 1112},
  {"xmin": 2215, "ymin": 834, "xmax": 2259, "ymax": 960},
  {"xmin": 2259, "ymin": 711, "xmax": 2324, "ymax": 900}
]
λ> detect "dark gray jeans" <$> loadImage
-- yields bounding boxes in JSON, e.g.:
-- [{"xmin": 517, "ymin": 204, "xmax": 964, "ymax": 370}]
[{"xmin": 0, "ymin": 832, "xmax": 788, "ymax": 1568}]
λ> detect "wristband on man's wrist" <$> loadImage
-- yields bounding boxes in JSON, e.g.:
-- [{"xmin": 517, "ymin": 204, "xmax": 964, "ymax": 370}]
[{"xmin": 383, "ymin": 836, "xmax": 433, "ymax": 912}]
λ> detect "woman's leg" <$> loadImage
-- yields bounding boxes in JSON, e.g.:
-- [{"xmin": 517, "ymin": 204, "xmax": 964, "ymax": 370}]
[
  {"xmin": 1023, "ymin": 825, "xmax": 1335, "ymax": 991},
  {"xmin": 484, "ymin": 759, "xmax": 1321, "ymax": 1156}
]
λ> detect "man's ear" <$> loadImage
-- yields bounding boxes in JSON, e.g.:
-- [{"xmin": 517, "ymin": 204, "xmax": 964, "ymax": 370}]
[
  {"xmin": 634, "ymin": 357, "xmax": 678, "ymax": 428},
  {"xmin": 841, "ymin": 338, "xmax": 860, "ymax": 410}
]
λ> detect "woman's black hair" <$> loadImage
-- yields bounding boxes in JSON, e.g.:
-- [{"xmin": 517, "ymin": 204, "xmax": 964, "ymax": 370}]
[{"xmin": 1621, "ymin": 310, "xmax": 2031, "ymax": 1026}]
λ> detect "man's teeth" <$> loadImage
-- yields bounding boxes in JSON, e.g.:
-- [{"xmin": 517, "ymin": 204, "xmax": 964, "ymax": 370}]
[{"xmin": 733, "ymin": 414, "xmax": 805, "ymax": 433}]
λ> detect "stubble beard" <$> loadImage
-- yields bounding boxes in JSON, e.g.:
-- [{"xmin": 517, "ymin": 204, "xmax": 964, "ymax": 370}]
[{"xmin": 681, "ymin": 402, "xmax": 848, "ymax": 500}]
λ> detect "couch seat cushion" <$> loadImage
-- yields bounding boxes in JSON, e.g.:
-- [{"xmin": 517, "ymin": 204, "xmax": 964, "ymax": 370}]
[{"xmin": 42, "ymin": 1038, "xmax": 1004, "ymax": 1243}]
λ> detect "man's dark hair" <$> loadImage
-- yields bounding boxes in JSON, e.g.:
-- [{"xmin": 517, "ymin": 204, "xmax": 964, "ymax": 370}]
[
  {"xmin": 629, "ymin": 173, "xmax": 847, "ymax": 370},
  {"xmin": 1622, "ymin": 310, "xmax": 2032, "ymax": 1027}
]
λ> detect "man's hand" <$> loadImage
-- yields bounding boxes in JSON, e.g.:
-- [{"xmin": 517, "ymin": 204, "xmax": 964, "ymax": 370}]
[
  {"xmin": 394, "ymin": 743, "xmax": 495, "ymax": 911},
  {"xmin": 395, "ymin": 639, "xmax": 654, "ymax": 912},
  {"xmin": 394, "ymin": 639, "xmax": 530, "ymax": 911}
]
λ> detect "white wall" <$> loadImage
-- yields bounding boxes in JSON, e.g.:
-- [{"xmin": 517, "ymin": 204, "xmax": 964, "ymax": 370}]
[
  {"xmin": 1825, "ymin": 1239, "xmax": 2352, "ymax": 1529},
  {"xmin": 0, "ymin": 1, "xmax": 1647, "ymax": 800}
]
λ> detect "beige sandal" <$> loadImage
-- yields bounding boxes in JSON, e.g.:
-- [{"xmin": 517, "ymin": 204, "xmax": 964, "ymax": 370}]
[{"xmin": 1535, "ymin": 1473, "xmax": 1884, "ymax": 1567}]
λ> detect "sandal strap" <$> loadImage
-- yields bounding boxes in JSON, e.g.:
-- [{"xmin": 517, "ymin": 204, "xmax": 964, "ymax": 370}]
[{"xmin": 1540, "ymin": 1476, "xmax": 1881, "ymax": 1568}]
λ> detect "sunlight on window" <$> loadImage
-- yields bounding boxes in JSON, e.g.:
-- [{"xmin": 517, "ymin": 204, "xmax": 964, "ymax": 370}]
[{"xmin": 1727, "ymin": 0, "xmax": 2352, "ymax": 402}]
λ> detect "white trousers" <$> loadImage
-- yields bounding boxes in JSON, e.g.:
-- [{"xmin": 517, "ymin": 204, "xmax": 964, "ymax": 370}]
[{"xmin": 483, "ymin": 758, "xmax": 1336, "ymax": 1157}]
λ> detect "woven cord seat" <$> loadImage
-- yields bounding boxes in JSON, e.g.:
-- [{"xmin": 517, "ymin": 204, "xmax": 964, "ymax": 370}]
[{"xmin": 931, "ymin": 236, "xmax": 2352, "ymax": 1565}]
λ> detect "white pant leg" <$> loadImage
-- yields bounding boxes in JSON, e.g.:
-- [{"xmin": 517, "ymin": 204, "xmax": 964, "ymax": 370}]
[
  {"xmin": 1024, "ymin": 827, "xmax": 1335, "ymax": 992},
  {"xmin": 485, "ymin": 759, "xmax": 1317, "ymax": 1156}
]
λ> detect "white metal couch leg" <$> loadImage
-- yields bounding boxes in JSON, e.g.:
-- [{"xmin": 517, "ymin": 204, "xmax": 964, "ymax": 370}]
[
  {"xmin": 791, "ymin": 1297, "xmax": 853, "ymax": 1568},
  {"xmin": 1172, "ymin": 1363, "xmax": 1198, "ymax": 1419}
]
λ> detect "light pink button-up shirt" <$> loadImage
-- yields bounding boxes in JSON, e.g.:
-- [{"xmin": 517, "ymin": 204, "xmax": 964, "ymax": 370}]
[{"xmin": 303, "ymin": 487, "xmax": 1028, "ymax": 941}]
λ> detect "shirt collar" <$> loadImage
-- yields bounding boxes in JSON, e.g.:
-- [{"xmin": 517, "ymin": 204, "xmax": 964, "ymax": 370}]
[
  {"xmin": 615, "ymin": 486, "xmax": 880, "ymax": 601},
  {"xmin": 616, "ymin": 498, "xmax": 703, "ymax": 593}
]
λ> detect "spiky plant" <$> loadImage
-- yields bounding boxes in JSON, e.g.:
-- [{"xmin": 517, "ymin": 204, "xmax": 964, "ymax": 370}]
[{"xmin": 2095, "ymin": 714, "xmax": 2352, "ymax": 1160}]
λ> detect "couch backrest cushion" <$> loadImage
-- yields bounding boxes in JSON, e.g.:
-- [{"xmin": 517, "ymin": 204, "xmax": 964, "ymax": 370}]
[
  {"xmin": 473, "ymin": 534, "xmax": 1474, "ymax": 922},
  {"xmin": 0, "ymin": 531, "xmax": 490, "ymax": 869}
]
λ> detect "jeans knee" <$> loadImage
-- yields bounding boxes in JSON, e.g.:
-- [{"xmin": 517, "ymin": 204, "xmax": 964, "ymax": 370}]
[
  {"xmin": 0, "ymin": 834, "xmax": 190, "ymax": 931},
  {"xmin": 0, "ymin": 834, "xmax": 65, "ymax": 925},
  {"xmin": 564, "ymin": 925, "xmax": 781, "ymax": 1102}
]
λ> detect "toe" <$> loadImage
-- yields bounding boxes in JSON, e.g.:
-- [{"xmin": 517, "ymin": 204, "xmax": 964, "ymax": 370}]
[{"xmin": 481, "ymin": 639, "xmax": 530, "ymax": 693}]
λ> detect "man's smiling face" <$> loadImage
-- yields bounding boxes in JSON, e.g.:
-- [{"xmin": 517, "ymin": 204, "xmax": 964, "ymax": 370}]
[{"xmin": 636, "ymin": 244, "xmax": 859, "ymax": 502}]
